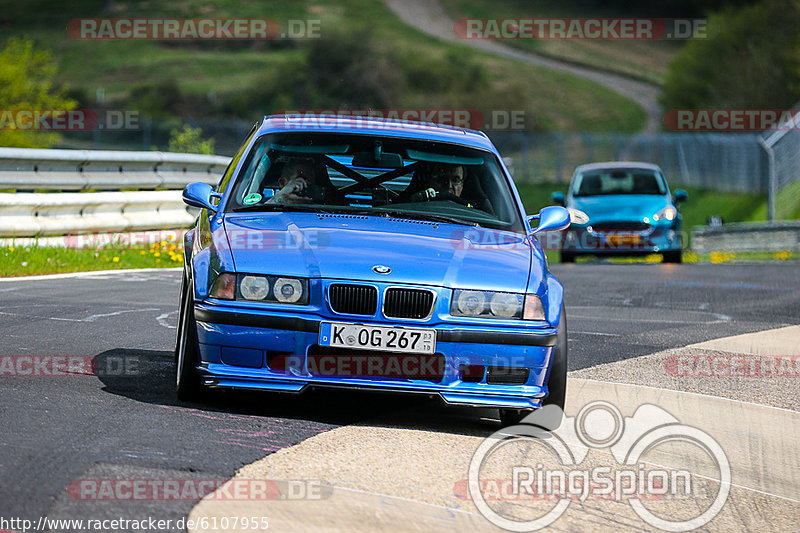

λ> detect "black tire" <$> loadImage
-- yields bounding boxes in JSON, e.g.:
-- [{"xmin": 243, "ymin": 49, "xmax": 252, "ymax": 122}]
[
  {"xmin": 175, "ymin": 273, "xmax": 204, "ymax": 401},
  {"xmin": 560, "ymin": 252, "xmax": 576, "ymax": 263},
  {"xmin": 499, "ymin": 303, "xmax": 568, "ymax": 427},
  {"xmin": 663, "ymin": 251, "xmax": 682, "ymax": 263}
]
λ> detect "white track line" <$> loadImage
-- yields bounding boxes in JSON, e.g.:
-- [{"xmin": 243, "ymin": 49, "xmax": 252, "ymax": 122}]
[
  {"xmin": 642, "ymin": 459, "xmax": 800, "ymax": 504},
  {"xmin": 0, "ymin": 267, "xmax": 181, "ymax": 282},
  {"xmin": 157, "ymin": 310, "xmax": 179, "ymax": 329}
]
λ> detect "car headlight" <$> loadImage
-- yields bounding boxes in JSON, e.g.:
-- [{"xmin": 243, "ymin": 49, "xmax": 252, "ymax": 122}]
[
  {"xmin": 210, "ymin": 273, "xmax": 308, "ymax": 305},
  {"xmin": 452, "ymin": 290, "xmax": 543, "ymax": 320},
  {"xmin": 567, "ymin": 208, "xmax": 590, "ymax": 225},
  {"xmin": 240, "ymin": 275, "xmax": 269, "ymax": 300},
  {"xmin": 653, "ymin": 206, "xmax": 677, "ymax": 222},
  {"xmin": 274, "ymin": 277, "xmax": 303, "ymax": 303},
  {"xmin": 455, "ymin": 290, "xmax": 485, "ymax": 316}
]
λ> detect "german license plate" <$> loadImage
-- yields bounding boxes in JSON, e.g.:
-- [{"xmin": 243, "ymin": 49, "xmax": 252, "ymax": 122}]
[
  {"xmin": 319, "ymin": 322, "xmax": 435, "ymax": 354},
  {"xmin": 606, "ymin": 234, "xmax": 641, "ymax": 246}
]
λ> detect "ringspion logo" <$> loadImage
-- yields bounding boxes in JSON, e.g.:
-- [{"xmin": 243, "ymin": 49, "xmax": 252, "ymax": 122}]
[{"xmin": 468, "ymin": 401, "xmax": 730, "ymax": 530}]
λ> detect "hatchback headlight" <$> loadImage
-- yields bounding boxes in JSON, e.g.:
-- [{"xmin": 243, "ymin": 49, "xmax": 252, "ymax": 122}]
[
  {"xmin": 567, "ymin": 208, "xmax": 590, "ymax": 225},
  {"xmin": 653, "ymin": 206, "xmax": 677, "ymax": 222},
  {"xmin": 452, "ymin": 290, "xmax": 544, "ymax": 320}
]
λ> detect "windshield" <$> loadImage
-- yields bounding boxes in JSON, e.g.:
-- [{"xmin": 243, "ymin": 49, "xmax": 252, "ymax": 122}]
[
  {"xmin": 572, "ymin": 168, "xmax": 667, "ymax": 197},
  {"xmin": 225, "ymin": 132, "xmax": 524, "ymax": 232}
]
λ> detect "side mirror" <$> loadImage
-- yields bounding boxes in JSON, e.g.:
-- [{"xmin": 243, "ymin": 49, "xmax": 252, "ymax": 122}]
[
  {"xmin": 529, "ymin": 206, "xmax": 571, "ymax": 235},
  {"xmin": 673, "ymin": 189, "xmax": 688, "ymax": 203},
  {"xmin": 551, "ymin": 191, "xmax": 565, "ymax": 206},
  {"xmin": 182, "ymin": 182, "xmax": 219, "ymax": 212}
]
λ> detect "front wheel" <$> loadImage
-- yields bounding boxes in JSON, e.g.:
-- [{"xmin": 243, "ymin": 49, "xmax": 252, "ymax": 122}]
[
  {"xmin": 663, "ymin": 251, "xmax": 682, "ymax": 263},
  {"xmin": 499, "ymin": 303, "xmax": 567, "ymax": 427},
  {"xmin": 560, "ymin": 252, "xmax": 576, "ymax": 263},
  {"xmin": 175, "ymin": 273, "xmax": 204, "ymax": 401}
]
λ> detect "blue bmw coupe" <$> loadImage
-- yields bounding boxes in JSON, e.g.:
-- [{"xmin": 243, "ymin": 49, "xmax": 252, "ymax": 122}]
[{"xmin": 176, "ymin": 115, "xmax": 570, "ymax": 424}]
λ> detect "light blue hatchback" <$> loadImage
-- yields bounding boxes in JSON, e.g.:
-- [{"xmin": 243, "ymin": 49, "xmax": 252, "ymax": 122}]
[{"xmin": 552, "ymin": 162, "xmax": 688, "ymax": 263}]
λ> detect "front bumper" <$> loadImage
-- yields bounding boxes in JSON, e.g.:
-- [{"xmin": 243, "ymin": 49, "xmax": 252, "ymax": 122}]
[
  {"xmin": 193, "ymin": 303, "xmax": 559, "ymax": 409},
  {"xmin": 562, "ymin": 222, "xmax": 681, "ymax": 255}
]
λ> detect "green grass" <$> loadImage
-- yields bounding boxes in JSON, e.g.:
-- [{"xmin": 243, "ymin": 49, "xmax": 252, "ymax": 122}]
[
  {"xmin": 747, "ymin": 180, "xmax": 800, "ymax": 221},
  {"xmin": 1, "ymin": 0, "xmax": 646, "ymax": 133},
  {"xmin": 441, "ymin": 0, "xmax": 679, "ymax": 85},
  {"xmin": 674, "ymin": 186, "xmax": 767, "ymax": 231},
  {"xmin": 0, "ymin": 242, "xmax": 183, "ymax": 277}
]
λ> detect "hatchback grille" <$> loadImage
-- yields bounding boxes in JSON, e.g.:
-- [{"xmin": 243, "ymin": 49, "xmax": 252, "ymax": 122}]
[
  {"xmin": 329, "ymin": 284, "xmax": 377, "ymax": 315},
  {"xmin": 383, "ymin": 288, "xmax": 435, "ymax": 319},
  {"xmin": 590, "ymin": 221, "xmax": 650, "ymax": 232}
]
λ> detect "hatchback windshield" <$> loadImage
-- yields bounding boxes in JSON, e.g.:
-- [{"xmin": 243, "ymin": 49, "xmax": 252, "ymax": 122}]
[
  {"xmin": 572, "ymin": 168, "xmax": 667, "ymax": 197},
  {"xmin": 226, "ymin": 132, "xmax": 524, "ymax": 232}
]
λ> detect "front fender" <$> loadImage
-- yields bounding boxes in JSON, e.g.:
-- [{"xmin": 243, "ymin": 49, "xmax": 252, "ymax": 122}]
[{"xmin": 190, "ymin": 212, "xmax": 235, "ymax": 300}]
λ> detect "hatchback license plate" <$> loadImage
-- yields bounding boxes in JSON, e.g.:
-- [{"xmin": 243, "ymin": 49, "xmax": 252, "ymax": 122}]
[
  {"xmin": 319, "ymin": 322, "xmax": 435, "ymax": 354},
  {"xmin": 606, "ymin": 234, "xmax": 641, "ymax": 246}
]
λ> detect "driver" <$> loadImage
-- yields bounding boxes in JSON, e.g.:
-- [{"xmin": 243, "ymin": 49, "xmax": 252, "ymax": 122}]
[
  {"xmin": 266, "ymin": 159, "xmax": 317, "ymax": 204},
  {"xmin": 424, "ymin": 163, "xmax": 465, "ymax": 198},
  {"xmin": 410, "ymin": 163, "xmax": 467, "ymax": 202}
]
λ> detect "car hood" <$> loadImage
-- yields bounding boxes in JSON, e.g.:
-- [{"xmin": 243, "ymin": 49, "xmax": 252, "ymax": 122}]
[
  {"xmin": 222, "ymin": 212, "xmax": 534, "ymax": 292},
  {"xmin": 569, "ymin": 194, "xmax": 668, "ymax": 221}
]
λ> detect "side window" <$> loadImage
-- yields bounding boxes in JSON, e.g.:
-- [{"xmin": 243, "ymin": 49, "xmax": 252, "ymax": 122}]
[{"xmin": 216, "ymin": 124, "xmax": 258, "ymax": 194}]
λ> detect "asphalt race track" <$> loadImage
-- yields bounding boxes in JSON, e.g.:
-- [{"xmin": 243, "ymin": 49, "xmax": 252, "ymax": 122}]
[{"xmin": 0, "ymin": 262, "xmax": 798, "ymax": 531}]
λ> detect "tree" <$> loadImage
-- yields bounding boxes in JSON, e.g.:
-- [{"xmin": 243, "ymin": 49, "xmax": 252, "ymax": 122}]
[
  {"xmin": 660, "ymin": 0, "xmax": 800, "ymax": 111},
  {"xmin": 168, "ymin": 125, "xmax": 215, "ymax": 154},
  {"xmin": 0, "ymin": 37, "xmax": 76, "ymax": 148}
]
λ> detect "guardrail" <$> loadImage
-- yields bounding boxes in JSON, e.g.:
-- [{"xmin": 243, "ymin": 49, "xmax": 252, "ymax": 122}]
[
  {"xmin": 0, "ymin": 148, "xmax": 231, "ymax": 239},
  {"xmin": 691, "ymin": 221, "xmax": 800, "ymax": 254}
]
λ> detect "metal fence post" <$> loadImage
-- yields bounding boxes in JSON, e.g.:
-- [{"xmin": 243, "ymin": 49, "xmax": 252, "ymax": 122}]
[{"xmin": 758, "ymin": 136, "xmax": 776, "ymax": 222}]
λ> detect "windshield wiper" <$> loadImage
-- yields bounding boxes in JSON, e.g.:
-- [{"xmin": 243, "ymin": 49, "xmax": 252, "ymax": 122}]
[
  {"xmin": 376, "ymin": 209, "xmax": 479, "ymax": 227},
  {"xmin": 231, "ymin": 204, "xmax": 478, "ymax": 226},
  {"xmin": 231, "ymin": 204, "xmax": 342, "ymax": 213}
]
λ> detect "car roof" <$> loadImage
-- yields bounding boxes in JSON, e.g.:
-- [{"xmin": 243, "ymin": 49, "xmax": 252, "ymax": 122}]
[
  {"xmin": 256, "ymin": 114, "xmax": 497, "ymax": 152},
  {"xmin": 573, "ymin": 161, "xmax": 663, "ymax": 173}
]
